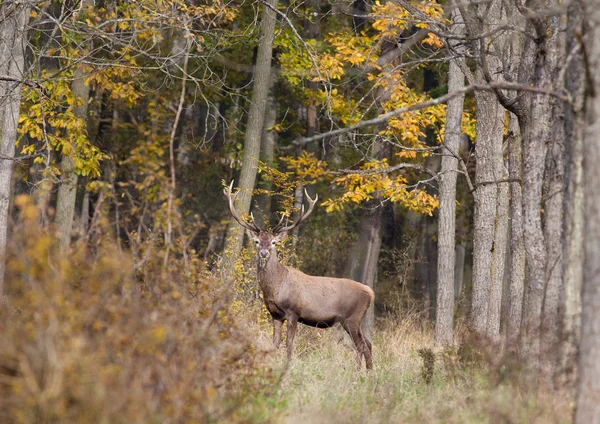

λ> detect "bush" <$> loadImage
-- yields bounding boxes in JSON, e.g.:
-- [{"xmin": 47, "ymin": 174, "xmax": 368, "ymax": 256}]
[{"xmin": 0, "ymin": 196, "xmax": 269, "ymax": 423}]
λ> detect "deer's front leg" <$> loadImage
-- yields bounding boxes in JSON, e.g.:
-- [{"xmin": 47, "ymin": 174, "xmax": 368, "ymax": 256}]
[
  {"xmin": 286, "ymin": 315, "xmax": 298, "ymax": 359},
  {"xmin": 273, "ymin": 319, "xmax": 283, "ymax": 349}
]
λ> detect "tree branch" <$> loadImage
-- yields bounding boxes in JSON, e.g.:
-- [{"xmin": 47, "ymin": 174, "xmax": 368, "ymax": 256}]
[{"xmin": 289, "ymin": 82, "xmax": 572, "ymax": 147}]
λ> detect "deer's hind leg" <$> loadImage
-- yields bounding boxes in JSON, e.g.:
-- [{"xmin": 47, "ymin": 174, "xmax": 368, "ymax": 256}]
[
  {"xmin": 343, "ymin": 322, "xmax": 368, "ymax": 370},
  {"xmin": 358, "ymin": 326, "xmax": 373, "ymax": 370}
]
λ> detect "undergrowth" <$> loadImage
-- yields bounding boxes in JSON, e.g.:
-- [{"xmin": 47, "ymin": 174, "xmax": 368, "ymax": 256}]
[{"xmin": 0, "ymin": 196, "xmax": 574, "ymax": 423}]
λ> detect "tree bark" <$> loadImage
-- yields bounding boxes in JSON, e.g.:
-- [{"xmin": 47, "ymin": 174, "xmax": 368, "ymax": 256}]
[
  {"xmin": 518, "ymin": 11, "xmax": 561, "ymax": 365},
  {"xmin": 222, "ymin": 0, "xmax": 279, "ymax": 277},
  {"xmin": 0, "ymin": 3, "xmax": 29, "ymax": 300},
  {"xmin": 575, "ymin": 3, "xmax": 600, "ymax": 421},
  {"xmin": 470, "ymin": 91, "xmax": 504, "ymax": 334},
  {"xmin": 344, "ymin": 204, "xmax": 383, "ymax": 339},
  {"xmin": 434, "ymin": 53, "xmax": 465, "ymax": 345},
  {"xmin": 55, "ymin": 66, "xmax": 90, "ymax": 253},
  {"xmin": 507, "ymin": 115, "xmax": 525, "ymax": 346},
  {"xmin": 256, "ymin": 79, "xmax": 277, "ymax": 227},
  {"xmin": 540, "ymin": 98, "xmax": 565, "ymax": 368},
  {"xmin": 557, "ymin": 1, "xmax": 584, "ymax": 386},
  {"xmin": 486, "ymin": 156, "xmax": 509, "ymax": 340}
]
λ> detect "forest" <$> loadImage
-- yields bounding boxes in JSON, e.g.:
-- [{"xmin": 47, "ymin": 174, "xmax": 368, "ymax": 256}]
[{"xmin": 0, "ymin": 0, "xmax": 598, "ymax": 422}]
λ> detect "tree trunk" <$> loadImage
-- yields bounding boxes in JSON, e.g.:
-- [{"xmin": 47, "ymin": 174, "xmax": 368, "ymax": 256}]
[
  {"xmin": 222, "ymin": 0, "xmax": 278, "ymax": 277},
  {"xmin": 344, "ymin": 204, "xmax": 383, "ymax": 339},
  {"xmin": 507, "ymin": 115, "xmax": 525, "ymax": 346},
  {"xmin": 256, "ymin": 79, "xmax": 277, "ymax": 227},
  {"xmin": 518, "ymin": 13, "xmax": 561, "ymax": 365},
  {"xmin": 470, "ymin": 90, "xmax": 504, "ymax": 334},
  {"xmin": 434, "ymin": 54, "xmax": 465, "ymax": 345},
  {"xmin": 540, "ymin": 98, "xmax": 565, "ymax": 368},
  {"xmin": 454, "ymin": 243, "xmax": 466, "ymax": 299},
  {"xmin": 0, "ymin": 3, "xmax": 29, "ymax": 300},
  {"xmin": 486, "ymin": 155, "xmax": 509, "ymax": 340},
  {"xmin": 557, "ymin": 1, "xmax": 584, "ymax": 386},
  {"xmin": 55, "ymin": 66, "xmax": 90, "ymax": 253},
  {"xmin": 575, "ymin": 4, "xmax": 600, "ymax": 421}
]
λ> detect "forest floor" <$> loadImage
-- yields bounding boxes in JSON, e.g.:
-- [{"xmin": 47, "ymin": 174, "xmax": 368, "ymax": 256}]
[{"xmin": 239, "ymin": 317, "xmax": 574, "ymax": 424}]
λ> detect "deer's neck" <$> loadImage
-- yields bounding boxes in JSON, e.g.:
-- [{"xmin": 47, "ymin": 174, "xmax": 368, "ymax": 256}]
[{"xmin": 257, "ymin": 253, "xmax": 287, "ymax": 301}]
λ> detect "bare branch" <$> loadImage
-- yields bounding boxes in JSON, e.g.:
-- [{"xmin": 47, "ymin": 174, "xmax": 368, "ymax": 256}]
[{"xmin": 289, "ymin": 82, "xmax": 572, "ymax": 148}]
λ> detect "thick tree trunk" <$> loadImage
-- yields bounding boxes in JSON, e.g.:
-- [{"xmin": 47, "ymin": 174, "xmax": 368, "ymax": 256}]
[
  {"xmin": 470, "ymin": 91, "xmax": 504, "ymax": 334},
  {"xmin": 557, "ymin": 2, "xmax": 584, "ymax": 386},
  {"xmin": 518, "ymin": 13, "xmax": 561, "ymax": 364},
  {"xmin": 0, "ymin": 3, "xmax": 29, "ymax": 300},
  {"xmin": 434, "ymin": 55, "xmax": 464, "ymax": 345},
  {"xmin": 507, "ymin": 115, "xmax": 525, "ymax": 346},
  {"xmin": 222, "ymin": 0, "xmax": 278, "ymax": 277},
  {"xmin": 55, "ymin": 66, "xmax": 90, "ymax": 253},
  {"xmin": 575, "ymin": 4, "xmax": 600, "ymax": 422}
]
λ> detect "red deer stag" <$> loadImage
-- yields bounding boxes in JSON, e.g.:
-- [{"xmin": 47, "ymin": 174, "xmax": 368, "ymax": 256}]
[{"xmin": 224, "ymin": 181, "xmax": 374, "ymax": 370}]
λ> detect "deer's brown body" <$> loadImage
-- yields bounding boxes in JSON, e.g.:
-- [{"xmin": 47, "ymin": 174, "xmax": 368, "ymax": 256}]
[{"xmin": 224, "ymin": 182, "xmax": 374, "ymax": 370}]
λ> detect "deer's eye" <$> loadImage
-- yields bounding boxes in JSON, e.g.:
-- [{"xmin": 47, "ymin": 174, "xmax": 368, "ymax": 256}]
[{"xmin": 271, "ymin": 240, "xmax": 277, "ymax": 245}]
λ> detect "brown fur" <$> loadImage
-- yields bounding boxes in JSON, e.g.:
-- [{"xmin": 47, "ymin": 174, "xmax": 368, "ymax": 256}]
[
  {"xmin": 224, "ymin": 182, "xmax": 373, "ymax": 369},
  {"xmin": 250, "ymin": 231, "xmax": 374, "ymax": 370}
]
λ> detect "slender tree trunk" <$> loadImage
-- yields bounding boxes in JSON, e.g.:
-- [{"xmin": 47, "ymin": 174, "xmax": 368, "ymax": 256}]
[
  {"xmin": 55, "ymin": 66, "xmax": 90, "ymax": 253},
  {"xmin": 435, "ymin": 54, "xmax": 464, "ymax": 345},
  {"xmin": 557, "ymin": 2, "xmax": 584, "ymax": 386},
  {"xmin": 344, "ymin": 204, "xmax": 383, "ymax": 339},
  {"xmin": 540, "ymin": 99, "xmax": 565, "ymax": 369},
  {"xmin": 507, "ymin": 115, "xmax": 525, "ymax": 346},
  {"xmin": 222, "ymin": 0, "xmax": 278, "ymax": 277},
  {"xmin": 256, "ymin": 79, "xmax": 277, "ymax": 227},
  {"xmin": 576, "ymin": 6, "xmax": 600, "ymax": 420},
  {"xmin": 0, "ymin": 3, "xmax": 29, "ymax": 300},
  {"xmin": 486, "ymin": 156, "xmax": 509, "ymax": 340},
  {"xmin": 454, "ymin": 243, "xmax": 466, "ymax": 299}
]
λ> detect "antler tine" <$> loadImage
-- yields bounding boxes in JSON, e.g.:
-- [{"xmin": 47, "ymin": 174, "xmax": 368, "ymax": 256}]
[
  {"xmin": 271, "ymin": 212, "xmax": 288, "ymax": 233},
  {"xmin": 274, "ymin": 189, "xmax": 318, "ymax": 234},
  {"xmin": 223, "ymin": 180, "xmax": 262, "ymax": 233}
]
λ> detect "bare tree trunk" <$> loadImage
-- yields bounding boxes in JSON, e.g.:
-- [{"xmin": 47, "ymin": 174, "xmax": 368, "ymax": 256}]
[
  {"xmin": 55, "ymin": 66, "xmax": 90, "ymax": 253},
  {"xmin": 0, "ymin": 3, "xmax": 29, "ymax": 300},
  {"xmin": 344, "ymin": 204, "xmax": 383, "ymax": 339},
  {"xmin": 576, "ymin": 7, "xmax": 600, "ymax": 420},
  {"xmin": 222, "ymin": 0, "xmax": 278, "ymax": 276},
  {"xmin": 470, "ymin": 91, "xmax": 504, "ymax": 334},
  {"xmin": 435, "ymin": 52, "xmax": 465, "ymax": 345},
  {"xmin": 256, "ymin": 79, "xmax": 277, "ymax": 227},
  {"xmin": 557, "ymin": 2, "xmax": 584, "ymax": 386},
  {"xmin": 454, "ymin": 243, "xmax": 465, "ymax": 299},
  {"xmin": 519, "ymin": 12, "xmax": 561, "ymax": 365},
  {"xmin": 507, "ymin": 115, "xmax": 525, "ymax": 346},
  {"xmin": 486, "ymin": 156, "xmax": 509, "ymax": 340},
  {"xmin": 540, "ymin": 99, "xmax": 565, "ymax": 369}
]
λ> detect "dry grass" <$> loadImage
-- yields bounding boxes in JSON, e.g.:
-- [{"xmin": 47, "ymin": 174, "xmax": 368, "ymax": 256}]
[
  {"xmin": 0, "ymin": 196, "xmax": 575, "ymax": 423},
  {"xmin": 244, "ymin": 317, "xmax": 574, "ymax": 424}
]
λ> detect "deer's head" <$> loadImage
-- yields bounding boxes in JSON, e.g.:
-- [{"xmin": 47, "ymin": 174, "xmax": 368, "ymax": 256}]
[{"xmin": 223, "ymin": 181, "xmax": 318, "ymax": 267}]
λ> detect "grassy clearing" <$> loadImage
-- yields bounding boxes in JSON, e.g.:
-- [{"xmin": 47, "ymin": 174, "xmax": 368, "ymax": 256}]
[{"xmin": 241, "ymin": 318, "xmax": 574, "ymax": 424}]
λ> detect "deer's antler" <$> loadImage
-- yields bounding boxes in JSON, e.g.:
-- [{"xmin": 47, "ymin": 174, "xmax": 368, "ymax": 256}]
[
  {"xmin": 272, "ymin": 189, "xmax": 318, "ymax": 234},
  {"xmin": 223, "ymin": 180, "xmax": 263, "ymax": 233}
]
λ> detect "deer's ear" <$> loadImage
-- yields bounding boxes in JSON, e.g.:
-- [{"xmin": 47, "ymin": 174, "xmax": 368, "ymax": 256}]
[
  {"xmin": 246, "ymin": 229, "xmax": 259, "ymax": 242},
  {"xmin": 274, "ymin": 232, "xmax": 288, "ymax": 243}
]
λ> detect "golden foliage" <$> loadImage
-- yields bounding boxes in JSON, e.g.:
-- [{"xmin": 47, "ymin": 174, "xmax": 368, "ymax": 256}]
[{"xmin": 0, "ymin": 196, "xmax": 272, "ymax": 423}]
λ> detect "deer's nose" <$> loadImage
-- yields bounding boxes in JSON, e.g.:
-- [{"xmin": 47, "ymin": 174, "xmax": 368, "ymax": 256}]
[{"xmin": 259, "ymin": 250, "xmax": 270, "ymax": 258}]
